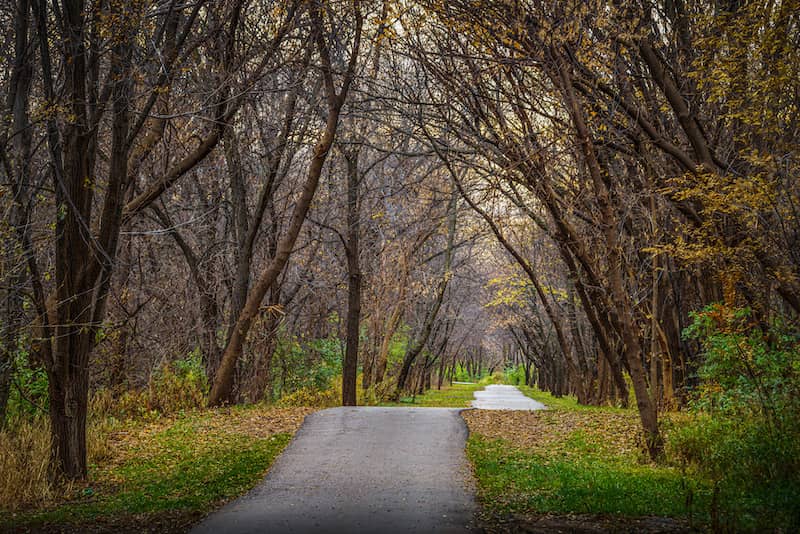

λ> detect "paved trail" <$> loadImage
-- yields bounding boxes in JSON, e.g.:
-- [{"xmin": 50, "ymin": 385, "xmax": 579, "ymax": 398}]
[
  {"xmin": 192, "ymin": 407, "xmax": 477, "ymax": 534},
  {"xmin": 193, "ymin": 385, "xmax": 543, "ymax": 533},
  {"xmin": 471, "ymin": 384, "xmax": 546, "ymax": 410}
]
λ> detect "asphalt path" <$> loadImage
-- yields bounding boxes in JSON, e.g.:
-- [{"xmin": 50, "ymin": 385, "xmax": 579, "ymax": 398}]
[
  {"xmin": 471, "ymin": 384, "xmax": 547, "ymax": 410},
  {"xmin": 192, "ymin": 407, "xmax": 477, "ymax": 534}
]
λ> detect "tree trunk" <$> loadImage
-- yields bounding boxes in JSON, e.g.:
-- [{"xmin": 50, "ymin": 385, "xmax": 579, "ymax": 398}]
[
  {"xmin": 48, "ymin": 359, "xmax": 89, "ymax": 479},
  {"xmin": 342, "ymin": 152, "xmax": 361, "ymax": 406},
  {"xmin": 558, "ymin": 57, "xmax": 661, "ymax": 457}
]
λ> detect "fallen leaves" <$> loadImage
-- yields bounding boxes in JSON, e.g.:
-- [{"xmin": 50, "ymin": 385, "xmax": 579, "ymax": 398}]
[
  {"xmin": 201, "ymin": 406, "xmax": 313, "ymax": 439},
  {"xmin": 462, "ymin": 409, "xmax": 642, "ymax": 460}
]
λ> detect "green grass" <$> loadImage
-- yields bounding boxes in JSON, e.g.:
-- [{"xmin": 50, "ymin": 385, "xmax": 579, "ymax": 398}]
[
  {"xmin": 5, "ymin": 412, "xmax": 294, "ymax": 530},
  {"xmin": 467, "ymin": 435, "xmax": 710, "ymax": 519},
  {"xmin": 381, "ymin": 382, "xmax": 483, "ymax": 407},
  {"xmin": 515, "ymin": 385, "xmax": 629, "ymax": 413},
  {"xmin": 467, "ymin": 384, "xmax": 712, "ymax": 525}
]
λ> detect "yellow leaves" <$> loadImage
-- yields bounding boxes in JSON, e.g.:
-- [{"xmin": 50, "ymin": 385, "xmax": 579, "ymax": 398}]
[
  {"xmin": 485, "ymin": 274, "xmax": 530, "ymax": 308},
  {"xmin": 662, "ymin": 167, "xmax": 786, "ymax": 279},
  {"xmin": 372, "ymin": 16, "xmax": 399, "ymax": 44},
  {"xmin": 31, "ymin": 101, "xmax": 74, "ymax": 124}
]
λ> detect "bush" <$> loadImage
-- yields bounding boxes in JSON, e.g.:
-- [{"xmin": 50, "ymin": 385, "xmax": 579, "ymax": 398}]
[
  {"xmin": 270, "ymin": 332, "xmax": 344, "ymax": 401},
  {"xmin": 147, "ymin": 348, "xmax": 208, "ymax": 414},
  {"xmin": 277, "ymin": 372, "xmax": 388, "ymax": 408},
  {"xmin": 5, "ymin": 348, "xmax": 49, "ymax": 421},
  {"xmin": 277, "ymin": 379, "xmax": 342, "ymax": 408},
  {"xmin": 667, "ymin": 304, "xmax": 800, "ymax": 530},
  {"xmin": 91, "ymin": 349, "xmax": 208, "ymax": 421},
  {"xmin": 504, "ymin": 365, "xmax": 527, "ymax": 385},
  {"xmin": 478, "ymin": 372, "xmax": 504, "ymax": 385}
]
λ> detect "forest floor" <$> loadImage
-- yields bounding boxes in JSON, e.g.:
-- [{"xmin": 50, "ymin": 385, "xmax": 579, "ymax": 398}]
[
  {"xmin": 2, "ymin": 406, "xmax": 312, "ymax": 532},
  {"xmin": 465, "ymin": 387, "xmax": 709, "ymax": 533},
  {"xmin": 3, "ymin": 384, "xmax": 711, "ymax": 533}
]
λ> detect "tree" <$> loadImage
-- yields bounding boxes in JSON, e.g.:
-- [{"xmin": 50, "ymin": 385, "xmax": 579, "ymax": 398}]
[
  {"xmin": 2, "ymin": 0, "xmax": 299, "ymax": 479},
  {"xmin": 209, "ymin": 0, "xmax": 364, "ymax": 406}
]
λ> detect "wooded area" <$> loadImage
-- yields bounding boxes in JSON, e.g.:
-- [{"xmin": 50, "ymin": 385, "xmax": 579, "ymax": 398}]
[{"xmin": 1, "ymin": 0, "xmax": 798, "ymax": 520}]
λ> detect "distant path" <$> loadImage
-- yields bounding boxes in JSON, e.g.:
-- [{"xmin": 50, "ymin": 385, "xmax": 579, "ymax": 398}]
[
  {"xmin": 471, "ymin": 384, "xmax": 547, "ymax": 410},
  {"xmin": 192, "ymin": 407, "xmax": 477, "ymax": 534}
]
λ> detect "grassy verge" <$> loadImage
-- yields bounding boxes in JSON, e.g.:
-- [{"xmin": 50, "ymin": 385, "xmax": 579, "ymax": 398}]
[
  {"xmin": 3, "ymin": 406, "xmax": 311, "ymax": 531},
  {"xmin": 380, "ymin": 382, "xmax": 483, "ymax": 408},
  {"xmin": 514, "ymin": 384, "xmax": 631, "ymax": 412},
  {"xmin": 463, "ymin": 388, "xmax": 712, "ymax": 531}
]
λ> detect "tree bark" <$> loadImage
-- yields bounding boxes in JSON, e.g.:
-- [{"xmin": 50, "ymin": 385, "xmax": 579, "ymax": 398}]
[{"xmin": 342, "ymin": 151, "xmax": 361, "ymax": 406}]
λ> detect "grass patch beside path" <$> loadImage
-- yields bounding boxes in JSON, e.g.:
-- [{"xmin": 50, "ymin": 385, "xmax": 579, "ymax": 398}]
[
  {"xmin": 463, "ymin": 389, "xmax": 712, "ymax": 531},
  {"xmin": 515, "ymin": 384, "xmax": 631, "ymax": 413},
  {"xmin": 3, "ymin": 406, "xmax": 312, "ymax": 532},
  {"xmin": 381, "ymin": 382, "xmax": 483, "ymax": 408}
]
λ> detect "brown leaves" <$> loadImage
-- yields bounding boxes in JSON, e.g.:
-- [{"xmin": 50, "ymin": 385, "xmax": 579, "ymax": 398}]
[
  {"xmin": 462, "ymin": 409, "xmax": 641, "ymax": 459},
  {"xmin": 201, "ymin": 406, "xmax": 313, "ymax": 439}
]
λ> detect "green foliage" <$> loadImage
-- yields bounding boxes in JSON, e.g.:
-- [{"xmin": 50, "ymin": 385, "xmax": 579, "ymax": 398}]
[
  {"xmin": 6, "ymin": 347, "xmax": 49, "ymax": 420},
  {"xmin": 503, "ymin": 365, "xmax": 527, "ymax": 386},
  {"xmin": 683, "ymin": 304, "xmax": 799, "ymax": 419},
  {"xmin": 148, "ymin": 348, "xmax": 208, "ymax": 414},
  {"xmin": 503, "ymin": 365, "xmax": 526, "ymax": 386},
  {"xmin": 271, "ymin": 332, "xmax": 343, "ymax": 401},
  {"xmin": 477, "ymin": 372, "xmax": 503, "ymax": 385},
  {"xmin": 453, "ymin": 363, "xmax": 491, "ymax": 382},
  {"xmin": 386, "ymin": 328, "xmax": 409, "ymax": 366},
  {"xmin": 452, "ymin": 364, "xmax": 467, "ymax": 382},
  {"xmin": 666, "ymin": 304, "xmax": 800, "ymax": 530}
]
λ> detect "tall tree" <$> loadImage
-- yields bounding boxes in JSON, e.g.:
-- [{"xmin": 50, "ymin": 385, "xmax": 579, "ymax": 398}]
[{"xmin": 209, "ymin": 0, "xmax": 364, "ymax": 406}]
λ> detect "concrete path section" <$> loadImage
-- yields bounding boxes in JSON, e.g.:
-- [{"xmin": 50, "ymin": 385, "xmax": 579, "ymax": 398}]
[
  {"xmin": 471, "ymin": 384, "xmax": 546, "ymax": 410},
  {"xmin": 192, "ymin": 407, "xmax": 477, "ymax": 534}
]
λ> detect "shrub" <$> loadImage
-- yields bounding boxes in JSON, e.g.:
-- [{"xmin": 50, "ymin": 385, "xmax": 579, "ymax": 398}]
[
  {"xmin": 478, "ymin": 372, "xmax": 504, "ymax": 385},
  {"xmin": 90, "ymin": 349, "xmax": 208, "ymax": 421},
  {"xmin": 503, "ymin": 365, "xmax": 527, "ymax": 385},
  {"xmin": 270, "ymin": 332, "xmax": 344, "ymax": 401},
  {"xmin": 277, "ymin": 379, "xmax": 342, "ymax": 408},
  {"xmin": 667, "ymin": 304, "xmax": 800, "ymax": 530},
  {"xmin": 5, "ymin": 348, "xmax": 49, "ymax": 421},
  {"xmin": 147, "ymin": 349, "xmax": 208, "ymax": 414}
]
